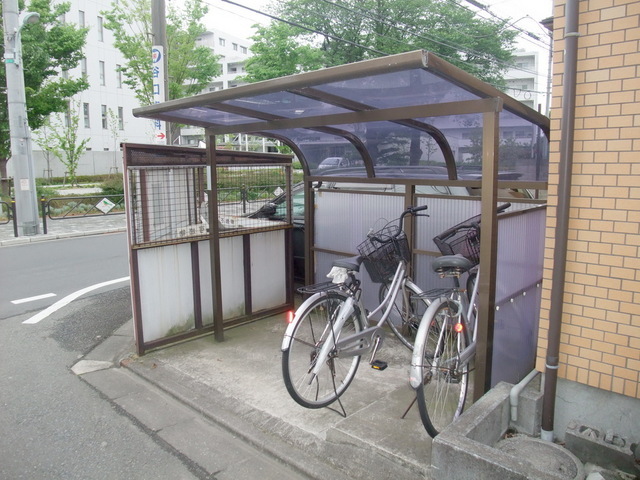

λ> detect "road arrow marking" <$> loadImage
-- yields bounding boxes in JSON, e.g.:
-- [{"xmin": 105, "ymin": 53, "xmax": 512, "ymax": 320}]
[{"xmin": 22, "ymin": 277, "xmax": 130, "ymax": 325}]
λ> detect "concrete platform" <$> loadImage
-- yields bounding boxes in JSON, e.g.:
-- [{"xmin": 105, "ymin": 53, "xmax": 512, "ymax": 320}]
[{"xmin": 80, "ymin": 314, "xmax": 435, "ymax": 479}]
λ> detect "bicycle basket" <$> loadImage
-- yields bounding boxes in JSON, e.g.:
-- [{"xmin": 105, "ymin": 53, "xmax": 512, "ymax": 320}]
[
  {"xmin": 433, "ymin": 214, "xmax": 481, "ymax": 267},
  {"xmin": 357, "ymin": 225, "xmax": 410, "ymax": 283}
]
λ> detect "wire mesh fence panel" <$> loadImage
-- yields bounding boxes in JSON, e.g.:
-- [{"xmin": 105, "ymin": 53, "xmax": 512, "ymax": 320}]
[
  {"xmin": 127, "ymin": 163, "xmax": 292, "ymax": 247},
  {"xmin": 214, "ymin": 164, "xmax": 291, "ymax": 236}
]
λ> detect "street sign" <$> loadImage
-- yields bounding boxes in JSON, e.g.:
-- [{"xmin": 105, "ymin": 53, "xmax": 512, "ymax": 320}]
[
  {"xmin": 151, "ymin": 45, "xmax": 167, "ymax": 144},
  {"xmin": 96, "ymin": 198, "xmax": 116, "ymax": 214}
]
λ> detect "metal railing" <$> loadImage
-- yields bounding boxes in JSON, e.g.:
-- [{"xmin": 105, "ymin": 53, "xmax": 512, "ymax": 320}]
[
  {"xmin": 217, "ymin": 183, "xmax": 285, "ymax": 215},
  {"xmin": 41, "ymin": 194, "xmax": 125, "ymax": 234},
  {"xmin": 0, "ymin": 199, "xmax": 18, "ymax": 237}
]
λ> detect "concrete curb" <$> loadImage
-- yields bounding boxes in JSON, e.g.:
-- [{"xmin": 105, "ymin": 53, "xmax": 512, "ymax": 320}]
[{"xmin": 0, "ymin": 227, "xmax": 127, "ymax": 247}]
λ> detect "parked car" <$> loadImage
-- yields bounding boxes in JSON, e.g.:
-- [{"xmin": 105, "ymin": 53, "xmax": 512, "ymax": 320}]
[{"xmin": 317, "ymin": 157, "xmax": 350, "ymax": 169}]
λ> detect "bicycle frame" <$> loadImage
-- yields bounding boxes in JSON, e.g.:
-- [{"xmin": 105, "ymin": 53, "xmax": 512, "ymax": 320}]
[
  {"xmin": 281, "ymin": 259, "xmax": 409, "ymax": 374},
  {"xmin": 409, "ymin": 268, "xmax": 480, "ymax": 389}
]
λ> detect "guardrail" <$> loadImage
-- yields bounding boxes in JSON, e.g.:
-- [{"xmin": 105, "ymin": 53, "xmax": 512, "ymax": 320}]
[{"xmin": 41, "ymin": 194, "xmax": 125, "ymax": 234}]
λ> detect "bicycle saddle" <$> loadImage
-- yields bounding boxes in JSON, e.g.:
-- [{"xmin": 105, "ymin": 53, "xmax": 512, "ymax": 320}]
[
  {"xmin": 432, "ymin": 254, "xmax": 473, "ymax": 274},
  {"xmin": 332, "ymin": 255, "xmax": 363, "ymax": 272}
]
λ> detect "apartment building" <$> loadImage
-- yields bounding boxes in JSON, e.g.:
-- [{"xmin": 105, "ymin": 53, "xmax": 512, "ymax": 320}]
[
  {"xmin": 31, "ymin": 0, "xmax": 151, "ymax": 178},
  {"xmin": 29, "ymin": 0, "xmax": 253, "ymax": 177}
]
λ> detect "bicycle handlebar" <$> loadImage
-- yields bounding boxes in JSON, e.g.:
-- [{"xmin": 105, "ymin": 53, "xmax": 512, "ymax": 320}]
[{"xmin": 369, "ymin": 205, "xmax": 428, "ymax": 244}]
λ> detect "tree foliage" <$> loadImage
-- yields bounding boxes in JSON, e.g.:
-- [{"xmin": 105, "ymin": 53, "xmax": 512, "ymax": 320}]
[
  {"xmin": 240, "ymin": 23, "xmax": 324, "ymax": 82},
  {"xmin": 0, "ymin": 0, "xmax": 88, "ymax": 175},
  {"xmin": 102, "ymin": 0, "xmax": 221, "ymax": 106},
  {"xmin": 244, "ymin": 0, "xmax": 518, "ymax": 86},
  {"xmin": 36, "ymin": 101, "xmax": 89, "ymax": 186}
]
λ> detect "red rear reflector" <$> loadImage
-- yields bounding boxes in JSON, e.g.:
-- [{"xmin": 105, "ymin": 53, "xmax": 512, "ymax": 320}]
[
  {"xmin": 287, "ymin": 311, "xmax": 294, "ymax": 324},
  {"xmin": 454, "ymin": 323, "xmax": 464, "ymax": 333}
]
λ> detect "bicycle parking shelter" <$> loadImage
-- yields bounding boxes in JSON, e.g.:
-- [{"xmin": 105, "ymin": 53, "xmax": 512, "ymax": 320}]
[{"xmin": 133, "ymin": 50, "xmax": 550, "ymax": 397}]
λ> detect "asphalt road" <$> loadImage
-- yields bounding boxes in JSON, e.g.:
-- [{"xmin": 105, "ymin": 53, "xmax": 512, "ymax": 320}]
[
  {"xmin": 0, "ymin": 233, "xmax": 310, "ymax": 479},
  {"xmin": 0, "ymin": 232, "xmax": 130, "ymax": 320},
  {"xmin": 0, "ymin": 233, "xmax": 202, "ymax": 479}
]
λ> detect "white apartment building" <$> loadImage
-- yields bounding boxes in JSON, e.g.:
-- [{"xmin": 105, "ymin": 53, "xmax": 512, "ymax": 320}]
[
  {"xmin": 29, "ymin": 0, "xmax": 254, "ymax": 178},
  {"xmin": 31, "ymin": 0, "xmax": 151, "ymax": 178},
  {"xmin": 180, "ymin": 29, "xmax": 254, "ymax": 148},
  {"xmin": 503, "ymin": 49, "xmax": 551, "ymax": 115}
]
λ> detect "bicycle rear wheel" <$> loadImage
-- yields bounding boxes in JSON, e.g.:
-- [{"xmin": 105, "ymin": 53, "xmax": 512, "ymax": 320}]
[
  {"xmin": 282, "ymin": 291, "xmax": 364, "ymax": 408},
  {"xmin": 378, "ymin": 280, "xmax": 429, "ymax": 350},
  {"xmin": 415, "ymin": 299, "xmax": 470, "ymax": 437}
]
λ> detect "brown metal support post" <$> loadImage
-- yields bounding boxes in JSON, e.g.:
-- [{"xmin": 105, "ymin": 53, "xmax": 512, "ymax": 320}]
[
  {"xmin": 303, "ymin": 180, "xmax": 315, "ymax": 285},
  {"xmin": 207, "ymin": 132, "xmax": 225, "ymax": 341},
  {"xmin": 474, "ymin": 101, "xmax": 502, "ymax": 401}
]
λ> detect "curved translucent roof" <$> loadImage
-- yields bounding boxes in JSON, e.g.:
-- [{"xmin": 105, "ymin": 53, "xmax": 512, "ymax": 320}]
[{"xmin": 134, "ymin": 50, "xmax": 549, "ymax": 182}]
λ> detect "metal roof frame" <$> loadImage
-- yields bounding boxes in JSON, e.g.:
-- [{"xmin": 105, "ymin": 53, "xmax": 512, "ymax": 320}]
[{"xmin": 133, "ymin": 50, "xmax": 550, "ymax": 398}]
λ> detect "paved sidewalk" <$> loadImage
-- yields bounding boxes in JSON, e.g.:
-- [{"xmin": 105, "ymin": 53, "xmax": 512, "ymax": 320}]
[
  {"xmin": 0, "ymin": 214, "xmax": 127, "ymax": 246},
  {"xmin": 77, "ymin": 315, "xmax": 431, "ymax": 480}
]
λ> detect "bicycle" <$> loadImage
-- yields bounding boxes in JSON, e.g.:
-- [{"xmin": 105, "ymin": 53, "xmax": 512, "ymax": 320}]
[
  {"xmin": 281, "ymin": 205, "xmax": 430, "ymax": 410},
  {"xmin": 409, "ymin": 203, "xmax": 510, "ymax": 437}
]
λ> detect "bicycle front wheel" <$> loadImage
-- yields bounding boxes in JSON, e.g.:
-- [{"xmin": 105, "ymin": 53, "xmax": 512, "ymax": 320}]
[
  {"xmin": 379, "ymin": 279, "xmax": 429, "ymax": 350},
  {"xmin": 282, "ymin": 291, "xmax": 364, "ymax": 408},
  {"xmin": 415, "ymin": 299, "xmax": 470, "ymax": 437}
]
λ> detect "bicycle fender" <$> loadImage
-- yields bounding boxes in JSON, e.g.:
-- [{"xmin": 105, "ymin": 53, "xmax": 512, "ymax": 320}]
[
  {"xmin": 281, "ymin": 292, "xmax": 332, "ymax": 351},
  {"xmin": 409, "ymin": 297, "xmax": 450, "ymax": 389}
]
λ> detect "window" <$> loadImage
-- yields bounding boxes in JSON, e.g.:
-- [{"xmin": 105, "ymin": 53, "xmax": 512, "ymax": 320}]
[
  {"xmin": 99, "ymin": 61, "xmax": 106, "ymax": 85},
  {"xmin": 80, "ymin": 57, "xmax": 87, "ymax": 76},
  {"xmin": 83, "ymin": 103, "xmax": 90, "ymax": 128},
  {"xmin": 101, "ymin": 105, "xmax": 108, "ymax": 129},
  {"xmin": 79, "ymin": 10, "xmax": 85, "ymax": 27},
  {"xmin": 118, "ymin": 107, "xmax": 124, "ymax": 130},
  {"xmin": 97, "ymin": 16, "xmax": 104, "ymax": 42},
  {"xmin": 241, "ymin": 46, "xmax": 247, "ymax": 54},
  {"xmin": 116, "ymin": 65, "xmax": 122, "ymax": 88},
  {"xmin": 219, "ymin": 38, "xmax": 225, "ymax": 46},
  {"xmin": 232, "ymin": 43, "xmax": 238, "ymax": 51}
]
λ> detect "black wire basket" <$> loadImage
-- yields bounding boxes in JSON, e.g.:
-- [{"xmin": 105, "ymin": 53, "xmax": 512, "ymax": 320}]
[
  {"xmin": 357, "ymin": 224, "xmax": 410, "ymax": 283},
  {"xmin": 433, "ymin": 214, "xmax": 481, "ymax": 267}
]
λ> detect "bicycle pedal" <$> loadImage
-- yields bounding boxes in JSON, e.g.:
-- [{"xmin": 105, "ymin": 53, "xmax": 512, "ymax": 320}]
[{"xmin": 371, "ymin": 360, "xmax": 388, "ymax": 371}]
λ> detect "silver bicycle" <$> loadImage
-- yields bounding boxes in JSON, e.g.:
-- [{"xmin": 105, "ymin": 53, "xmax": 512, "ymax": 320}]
[
  {"xmin": 281, "ymin": 205, "xmax": 429, "ymax": 409},
  {"xmin": 409, "ymin": 203, "xmax": 510, "ymax": 437}
]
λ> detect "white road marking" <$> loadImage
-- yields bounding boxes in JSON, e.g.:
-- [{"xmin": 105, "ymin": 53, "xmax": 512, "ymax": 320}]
[
  {"xmin": 22, "ymin": 277, "xmax": 130, "ymax": 325},
  {"xmin": 11, "ymin": 293, "xmax": 57, "ymax": 305}
]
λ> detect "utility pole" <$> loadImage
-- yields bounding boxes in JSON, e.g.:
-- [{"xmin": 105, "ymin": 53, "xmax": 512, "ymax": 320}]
[
  {"xmin": 2, "ymin": 0, "xmax": 40, "ymax": 235},
  {"xmin": 151, "ymin": 0, "xmax": 171, "ymax": 144}
]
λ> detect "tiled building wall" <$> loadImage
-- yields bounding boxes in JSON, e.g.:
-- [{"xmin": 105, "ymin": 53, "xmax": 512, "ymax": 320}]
[{"xmin": 536, "ymin": 0, "xmax": 640, "ymax": 399}]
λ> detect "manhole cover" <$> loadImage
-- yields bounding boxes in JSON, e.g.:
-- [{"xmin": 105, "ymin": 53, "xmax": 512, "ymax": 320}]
[{"xmin": 496, "ymin": 434, "xmax": 585, "ymax": 480}]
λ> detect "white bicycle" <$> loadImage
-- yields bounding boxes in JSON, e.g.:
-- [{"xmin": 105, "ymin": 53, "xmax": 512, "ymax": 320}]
[
  {"xmin": 409, "ymin": 203, "xmax": 510, "ymax": 437},
  {"xmin": 281, "ymin": 205, "xmax": 430, "ymax": 409}
]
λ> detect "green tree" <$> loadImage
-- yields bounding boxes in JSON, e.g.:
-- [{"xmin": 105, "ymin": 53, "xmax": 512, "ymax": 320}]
[
  {"xmin": 37, "ymin": 101, "xmax": 89, "ymax": 185},
  {"xmin": 245, "ymin": 0, "xmax": 517, "ymax": 86},
  {"xmin": 240, "ymin": 23, "xmax": 325, "ymax": 82},
  {"xmin": 102, "ymin": 0, "xmax": 220, "ymax": 105},
  {"xmin": 0, "ymin": 0, "xmax": 88, "ymax": 189}
]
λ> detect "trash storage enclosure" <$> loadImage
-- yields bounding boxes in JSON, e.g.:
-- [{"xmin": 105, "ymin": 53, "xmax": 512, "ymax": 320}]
[{"xmin": 123, "ymin": 143, "xmax": 295, "ymax": 354}]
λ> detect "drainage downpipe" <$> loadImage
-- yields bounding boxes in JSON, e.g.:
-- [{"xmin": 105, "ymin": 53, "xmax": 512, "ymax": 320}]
[
  {"xmin": 510, "ymin": 369, "xmax": 539, "ymax": 423},
  {"xmin": 541, "ymin": 0, "xmax": 580, "ymax": 442}
]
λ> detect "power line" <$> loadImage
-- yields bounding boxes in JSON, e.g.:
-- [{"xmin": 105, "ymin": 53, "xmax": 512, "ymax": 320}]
[
  {"xmin": 206, "ymin": 0, "xmax": 549, "ymax": 81},
  {"xmin": 460, "ymin": 0, "xmax": 551, "ymax": 50}
]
